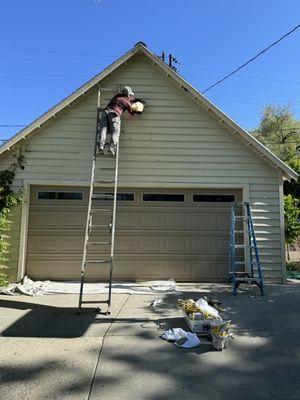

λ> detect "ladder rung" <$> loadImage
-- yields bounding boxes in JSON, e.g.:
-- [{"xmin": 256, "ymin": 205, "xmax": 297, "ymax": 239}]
[
  {"xmin": 85, "ymin": 259, "xmax": 110, "ymax": 264},
  {"xmin": 99, "ymin": 167, "xmax": 116, "ymax": 171},
  {"xmin": 234, "ymin": 230, "xmax": 245, "ymax": 233},
  {"xmin": 234, "ymin": 261, "xmax": 257, "ymax": 265},
  {"xmin": 235, "ymin": 216, "xmax": 249, "ymax": 220},
  {"xmin": 230, "ymin": 271, "xmax": 248, "ymax": 274},
  {"xmin": 230, "ymin": 271, "xmax": 248, "ymax": 275},
  {"xmin": 90, "ymin": 224, "xmax": 111, "ymax": 229},
  {"xmin": 234, "ymin": 244, "xmax": 255, "ymax": 248},
  {"xmin": 88, "ymin": 241, "xmax": 111, "ymax": 245},
  {"xmin": 96, "ymin": 154, "xmax": 115, "ymax": 158},
  {"xmin": 92, "ymin": 194, "xmax": 114, "ymax": 199},
  {"xmin": 91, "ymin": 208, "xmax": 112, "ymax": 213},
  {"xmin": 235, "ymin": 278, "xmax": 261, "ymax": 282},
  {"xmin": 94, "ymin": 180, "xmax": 115, "ymax": 184}
]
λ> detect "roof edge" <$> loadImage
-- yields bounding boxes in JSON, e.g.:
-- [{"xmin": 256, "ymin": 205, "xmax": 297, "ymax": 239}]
[
  {"xmin": 136, "ymin": 46, "xmax": 298, "ymax": 181},
  {"xmin": 1, "ymin": 43, "xmax": 298, "ymax": 181},
  {"xmin": 0, "ymin": 43, "xmax": 143, "ymax": 155}
]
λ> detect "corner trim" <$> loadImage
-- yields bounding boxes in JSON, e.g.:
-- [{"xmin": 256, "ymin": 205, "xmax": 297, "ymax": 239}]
[
  {"xmin": 278, "ymin": 172, "xmax": 287, "ymax": 283},
  {"xmin": 17, "ymin": 182, "xmax": 30, "ymax": 281}
]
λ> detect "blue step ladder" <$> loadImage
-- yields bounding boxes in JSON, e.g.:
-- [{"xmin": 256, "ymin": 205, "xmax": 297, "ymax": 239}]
[{"xmin": 229, "ymin": 202, "xmax": 265, "ymax": 296}]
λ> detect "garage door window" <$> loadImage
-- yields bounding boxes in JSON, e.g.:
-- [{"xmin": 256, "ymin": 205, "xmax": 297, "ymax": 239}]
[
  {"xmin": 143, "ymin": 193, "xmax": 185, "ymax": 202},
  {"xmin": 96, "ymin": 193, "xmax": 135, "ymax": 201},
  {"xmin": 37, "ymin": 191, "xmax": 83, "ymax": 200},
  {"xmin": 193, "ymin": 194, "xmax": 235, "ymax": 202}
]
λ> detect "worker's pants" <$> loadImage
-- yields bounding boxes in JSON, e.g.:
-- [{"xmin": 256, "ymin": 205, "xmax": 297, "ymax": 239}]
[{"xmin": 98, "ymin": 110, "xmax": 121, "ymax": 150}]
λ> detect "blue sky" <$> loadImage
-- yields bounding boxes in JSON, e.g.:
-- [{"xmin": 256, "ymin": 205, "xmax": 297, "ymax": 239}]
[{"xmin": 1, "ymin": 0, "xmax": 300, "ymax": 141}]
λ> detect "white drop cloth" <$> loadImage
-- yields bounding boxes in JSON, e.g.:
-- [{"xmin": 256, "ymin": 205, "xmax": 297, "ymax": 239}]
[{"xmin": 0, "ymin": 276, "xmax": 179, "ymax": 296}]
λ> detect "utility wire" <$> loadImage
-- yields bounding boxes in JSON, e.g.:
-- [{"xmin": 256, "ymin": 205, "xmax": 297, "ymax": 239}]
[
  {"xmin": 0, "ymin": 46, "xmax": 115, "ymax": 58},
  {"xmin": 202, "ymin": 23, "xmax": 300, "ymax": 94},
  {"xmin": 0, "ymin": 125, "xmax": 26, "ymax": 127}
]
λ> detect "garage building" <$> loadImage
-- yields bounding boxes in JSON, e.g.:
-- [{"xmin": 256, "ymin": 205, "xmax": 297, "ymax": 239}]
[{"xmin": 0, "ymin": 43, "xmax": 297, "ymax": 283}]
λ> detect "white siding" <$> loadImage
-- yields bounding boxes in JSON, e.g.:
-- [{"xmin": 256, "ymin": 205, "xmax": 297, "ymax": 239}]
[{"xmin": 0, "ymin": 55, "xmax": 284, "ymax": 282}]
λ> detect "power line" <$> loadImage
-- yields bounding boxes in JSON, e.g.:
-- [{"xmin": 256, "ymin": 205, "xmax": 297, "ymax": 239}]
[
  {"xmin": 202, "ymin": 23, "xmax": 300, "ymax": 94},
  {"xmin": 210, "ymin": 91, "xmax": 300, "ymax": 105},
  {"xmin": 214, "ymin": 81, "xmax": 300, "ymax": 94},
  {"xmin": 0, "ymin": 46, "xmax": 115, "ymax": 58},
  {"xmin": 0, "ymin": 125, "xmax": 26, "ymax": 127},
  {"xmin": 1, "ymin": 55, "xmax": 109, "ymax": 67},
  {"xmin": 185, "ymin": 63, "xmax": 300, "ymax": 85}
]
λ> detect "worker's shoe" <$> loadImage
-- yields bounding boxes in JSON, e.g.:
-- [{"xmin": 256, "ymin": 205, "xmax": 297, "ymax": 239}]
[
  {"xmin": 97, "ymin": 144, "xmax": 104, "ymax": 155},
  {"xmin": 108, "ymin": 147, "xmax": 116, "ymax": 156}
]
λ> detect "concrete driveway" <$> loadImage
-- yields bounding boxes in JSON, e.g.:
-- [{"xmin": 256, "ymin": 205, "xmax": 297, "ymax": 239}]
[{"xmin": 0, "ymin": 283, "xmax": 299, "ymax": 400}]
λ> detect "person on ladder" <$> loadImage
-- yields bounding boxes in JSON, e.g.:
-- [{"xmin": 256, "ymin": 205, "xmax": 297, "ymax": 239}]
[{"xmin": 97, "ymin": 86, "xmax": 136, "ymax": 156}]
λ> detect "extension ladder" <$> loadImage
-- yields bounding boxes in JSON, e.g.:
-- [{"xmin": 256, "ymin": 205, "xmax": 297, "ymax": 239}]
[
  {"xmin": 229, "ymin": 202, "xmax": 265, "ymax": 296},
  {"xmin": 78, "ymin": 86, "xmax": 119, "ymax": 314}
]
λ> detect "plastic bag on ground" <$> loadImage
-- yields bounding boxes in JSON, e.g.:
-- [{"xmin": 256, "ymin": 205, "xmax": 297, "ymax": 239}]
[
  {"xmin": 161, "ymin": 328, "xmax": 201, "ymax": 348},
  {"xmin": 174, "ymin": 332, "xmax": 201, "ymax": 348},
  {"xmin": 161, "ymin": 328, "xmax": 187, "ymax": 342},
  {"xmin": 196, "ymin": 298, "xmax": 222, "ymax": 319}
]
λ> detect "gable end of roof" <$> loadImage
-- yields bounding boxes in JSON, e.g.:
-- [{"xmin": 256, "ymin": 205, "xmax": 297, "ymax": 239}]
[{"xmin": 0, "ymin": 43, "xmax": 298, "ymax": 181}]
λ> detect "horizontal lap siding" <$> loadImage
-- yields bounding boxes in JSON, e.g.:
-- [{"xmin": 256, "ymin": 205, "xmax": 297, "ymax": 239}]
[
  {"xmin": 250, "ymin": 182, "xmax": 283, "ymax": 280},
  {"xmin": 0, "ymin": 55, "xmax": 283, "ymax": 282}
]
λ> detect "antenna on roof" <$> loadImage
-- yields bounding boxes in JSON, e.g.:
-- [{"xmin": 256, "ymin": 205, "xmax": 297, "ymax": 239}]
[
  {"xmin": 159, "ymin": 51, "xmax": 180, "ymax": 72},
  {"xmin": 168, "ymin": 53, "xmax": 180, "ymax": 72}
]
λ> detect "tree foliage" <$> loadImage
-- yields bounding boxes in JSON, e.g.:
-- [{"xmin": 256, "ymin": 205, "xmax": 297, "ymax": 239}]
[
  {"xmin": 284, "ymin": 195, "xmax": 300, "ymax": 246},
  {"xmin": 0, "ymin": 147, "xmax": 25, "ymax": 286},
  {"xmin": 284, "ymin": 159, "xmax": 300, "ymax": 198},
  {"xmin": 252, "ymin": 104, "xmax": 300, "ymax": 197},
  {"xmin": 252, "ymin": 104, "xmax": 300, "ymax": 164}
]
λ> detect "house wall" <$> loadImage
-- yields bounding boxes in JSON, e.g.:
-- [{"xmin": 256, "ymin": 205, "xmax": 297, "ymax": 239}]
[{"xmin": 0, "ymin": 55, "xmax": 285, "ymax": 282}]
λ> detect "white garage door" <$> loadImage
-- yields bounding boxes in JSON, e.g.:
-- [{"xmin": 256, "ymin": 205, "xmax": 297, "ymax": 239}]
[{"xmin": 26, "ymin": 186, "xmax": 242, "ymax": 281}]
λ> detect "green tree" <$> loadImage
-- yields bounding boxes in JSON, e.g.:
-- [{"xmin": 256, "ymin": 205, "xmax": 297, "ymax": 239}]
[
  {"xmin": 284, "ymin": 159, "xmax": 300, "ymax": 198},
  {"xmin": 253, "ymin": 104, "xmax": 300, "ymax": 164},
  {"xmin": 0, "ymin": 147, "xmax": 25, "ymax": 286},
  {"xmin": 284, "ymin": 194, "xmax": 300, "ymax": 260}
]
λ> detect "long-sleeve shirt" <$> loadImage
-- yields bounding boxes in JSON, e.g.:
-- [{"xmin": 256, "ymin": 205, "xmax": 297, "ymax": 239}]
[{"xmin": 105, "ymin": 94, "xmax": 135, "ymax": 117}]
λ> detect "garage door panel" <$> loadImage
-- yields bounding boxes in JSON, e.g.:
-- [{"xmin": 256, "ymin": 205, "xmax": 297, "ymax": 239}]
[
  {"xmin": 26, "ymin": 186, "xmax": 241, "ymax": 281},
  {"xmin": 215, "ymin": 215, "xmax": 231, "ymax": 229},
  {"xmin": 27, "ymin": 237, "xmax": 57, "ymax": 253},
  {"xmin": 28, "ymin": 236, "xmax": 84, "ymax": 253},
  {"xmin": 116, "ymin": 237, "xmax": 141, "ymax": 252},
  {"xmin": 139, "ymin": 237, "xmax": 163, "ymax": 252},
  {"xmin": 29, "ymin": 213, "xmax": 60, "ymax": 228},
  {"xmin": 29, "ymin": 210, "xmax": 86, "ymax": 229},
  {"xmin": 165, "ymin": 237, "xmax": 188, "ymax": 252},
  {"xmin": 116, "ymin": 213, "xmax": 139, "ymax": 228},
  {"xmin": 190, "ymin": 214, "xmax": 215, "ymax": 229},
  {"xmin": 190, "ymin": 237, "xmax": 215, "ymax": 253},
  {"xmin": 216, "ymin": 237, "xmax": 230, "ymax": 253},
  {"xmin": 191, "ymin": 260, "xmax": 228, "ymax": 279},
  {"xmin": 164, "ymin": 214, "xmax": 188, "ymax": 229},
  {"xmin": 139, "ymin": 213, "xmax": 163, "ymax": 228},
  {"xmin": 165, "ymin": 261, "xmax": 192, "ymax": 278},
  {"xmin": 26, "ymin": 259, "xmax": 81, "ymax": 280}
]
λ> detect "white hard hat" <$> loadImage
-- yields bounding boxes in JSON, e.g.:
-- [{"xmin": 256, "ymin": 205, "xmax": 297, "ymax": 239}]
[{"xmin": 122, "ymin": 86, "xmax": 134, "ymax": 96}]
